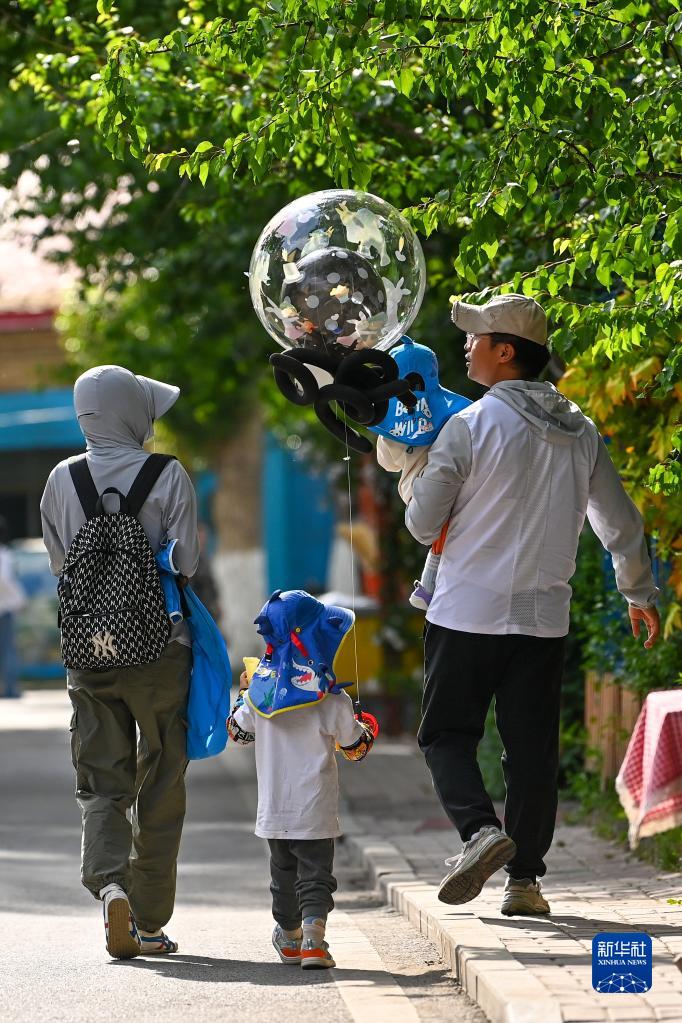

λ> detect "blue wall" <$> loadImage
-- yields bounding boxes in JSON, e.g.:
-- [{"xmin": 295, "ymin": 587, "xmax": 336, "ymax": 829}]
[
  {"xmin": 263, "ymin": 433, "xmax": 335, "ymax": 595},
  {"xmin": 0, "ymin": 388, "xmax": 84, "ymax": 451}
]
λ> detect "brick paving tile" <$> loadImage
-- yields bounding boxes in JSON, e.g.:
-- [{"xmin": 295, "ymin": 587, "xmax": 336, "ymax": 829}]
[
  {"xmin": 339, "ymin": 744, "xmax": 682, "ymax": 1023},
  {"xmin": 561, "ymin": 1009, "xmax": 608, "ymax": 1022},
  {"xmin": 605, "ymin": 1011, "xmax": 656, "ymax": 1021}
]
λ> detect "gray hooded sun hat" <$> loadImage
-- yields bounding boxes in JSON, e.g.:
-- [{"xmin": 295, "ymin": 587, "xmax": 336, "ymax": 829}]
[{"xmin": 74, "ymin": 365, "xmax": 180, "ymax": 447}]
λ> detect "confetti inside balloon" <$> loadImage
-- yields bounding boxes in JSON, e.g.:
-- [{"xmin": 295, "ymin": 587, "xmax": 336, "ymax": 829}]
[{"xmin": 249, "ymin": 190, "xmax": 426, "ymax": 356}]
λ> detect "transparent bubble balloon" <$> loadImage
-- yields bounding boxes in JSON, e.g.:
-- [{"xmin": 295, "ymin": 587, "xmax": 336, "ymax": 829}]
[{"xmin": 249, "ymin": 189, "xmax": 426, "ymax": 356}]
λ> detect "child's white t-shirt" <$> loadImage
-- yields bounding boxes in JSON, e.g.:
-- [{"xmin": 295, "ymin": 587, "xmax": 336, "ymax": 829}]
[{"xmin": 233, "ymin": 691, "xmax": 365, "ymax": 840}]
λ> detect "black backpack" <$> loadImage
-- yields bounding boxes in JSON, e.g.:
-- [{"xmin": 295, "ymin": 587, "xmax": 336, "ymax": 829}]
[{"xmin": 58, "ymin": 454, "xmax": 175, "ymax": 672}]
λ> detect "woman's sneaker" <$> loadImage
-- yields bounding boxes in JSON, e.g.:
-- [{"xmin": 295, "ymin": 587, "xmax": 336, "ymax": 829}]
[
  {"xmin": 438, "ymin": 825, "xmax": 516, "ymax": 905},
  {"xmin": 272, "ymin": 925, "xmax": 302, "ymax": 964},
  {"xmin": 138, "ymin": 929, "xmax": 179, "ymax": 954},
  {"xmin": 301, "ymin": 937, "xmax": 336, "ymax": 970},
  {"xmin": 501, "ymin": 878, "xmax": 550, "ymax": 916},
  {"xmin": 101, "ymin": 884, "xmax": 140, "ymax": 960}
]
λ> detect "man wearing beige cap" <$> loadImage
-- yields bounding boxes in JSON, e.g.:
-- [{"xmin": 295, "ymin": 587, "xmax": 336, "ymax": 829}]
[{"xmin": 378, "ymin": 293, "xmax": 660, "ymax": 916}]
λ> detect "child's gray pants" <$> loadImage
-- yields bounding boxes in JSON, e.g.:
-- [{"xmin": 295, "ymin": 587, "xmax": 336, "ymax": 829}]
[{"xmin": 267, "ymin": 837, "xmax": 336, "ymax": 928}]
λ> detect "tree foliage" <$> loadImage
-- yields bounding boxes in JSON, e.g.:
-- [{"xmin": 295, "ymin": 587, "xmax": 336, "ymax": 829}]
[
  {"xmin": 562, "ymin": 339, "xmax": 682, "ymax": 596},
  {"xmin": 1, "ymin": 2, "xmax": 290, "ymax": 447},
  {"xmin": 1, "ymin": 0, "xmax": 680, "ymax": 504}
]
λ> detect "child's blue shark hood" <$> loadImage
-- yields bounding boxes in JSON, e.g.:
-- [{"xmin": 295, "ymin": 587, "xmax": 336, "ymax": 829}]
[
  {"xmin": 246, "ymin": 589, "xmax": 355, "ymax": 718},
  {"xmin": 369, "ymin": 336, "xmax": 471, "ymax": 446}
]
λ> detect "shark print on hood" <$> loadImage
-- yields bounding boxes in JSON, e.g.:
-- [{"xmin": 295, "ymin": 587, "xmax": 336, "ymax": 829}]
[{"xmin": 246, "ymin": 589, "xmax": 355, "ymax": 718}]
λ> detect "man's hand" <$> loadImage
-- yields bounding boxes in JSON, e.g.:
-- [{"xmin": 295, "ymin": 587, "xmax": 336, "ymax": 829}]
[{"xmin": 629, "ymin": 605, "xmax": 660, "ymax": 649}]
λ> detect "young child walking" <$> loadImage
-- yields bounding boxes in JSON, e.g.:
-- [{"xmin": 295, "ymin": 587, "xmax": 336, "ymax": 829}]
[{"xmin": 227, "ymin": 589, "xmax": 375, "ymax": 969}]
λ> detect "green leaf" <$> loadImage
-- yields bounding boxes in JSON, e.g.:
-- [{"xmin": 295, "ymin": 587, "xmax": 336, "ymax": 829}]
[
  {"xmin": 398, "ymin": 67, "xmax": 415, "ymax": 97},
  {"xmin": 614, "ymin": 258, "xmax": 635, "ymax": 286},
  {"xmin": 596, "ymin": 265, "xmax": 612, "ymax": 288},
  {"xmin": 482, "ymin": 239, "xmax": 498, "ymax": 261}
]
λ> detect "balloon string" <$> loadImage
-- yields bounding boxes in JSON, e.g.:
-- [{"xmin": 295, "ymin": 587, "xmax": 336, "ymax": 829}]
[{"xmin": 342, "ymin": 416, "xmax": 361, "ymax": 711}]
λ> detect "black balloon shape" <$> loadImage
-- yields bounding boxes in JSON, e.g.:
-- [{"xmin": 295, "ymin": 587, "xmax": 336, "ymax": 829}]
[{"xmin": 269, "ymin": 347, "xmax": 417, "ymax": 454}]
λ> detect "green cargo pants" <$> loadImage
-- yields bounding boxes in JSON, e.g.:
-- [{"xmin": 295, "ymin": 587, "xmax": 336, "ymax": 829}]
[{"xmin": 67, "ymin": 641, "xmax": 191, "ymax": 932}]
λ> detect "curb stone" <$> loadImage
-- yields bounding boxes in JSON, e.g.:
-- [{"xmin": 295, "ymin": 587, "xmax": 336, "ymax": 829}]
[{"xmin": 343, "ymin": 823, "xmax": 563, "ymax": 1023}]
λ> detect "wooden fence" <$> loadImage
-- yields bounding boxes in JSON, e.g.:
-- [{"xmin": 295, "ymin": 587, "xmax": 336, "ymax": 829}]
[{"xmin": 584, "ymin": 671, "xmax": 641, "ymax": 786}]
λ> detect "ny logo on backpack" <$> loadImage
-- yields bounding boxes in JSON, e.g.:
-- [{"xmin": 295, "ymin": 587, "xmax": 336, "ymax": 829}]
[
  {"xmin": 91, "ymin": 630, "xmax": 118, "ymax": 660},
  {"xmin": 58, "ymin": 454, "xmax": 174, "ymax": 672}
]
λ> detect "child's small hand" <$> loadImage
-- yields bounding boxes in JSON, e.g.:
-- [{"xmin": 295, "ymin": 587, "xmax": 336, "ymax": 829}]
[
  {"xmin": 338, "ymin": 722, "xmax": 374, "ymax": 762},
  {"xmin": 239, "ymin": 670, "xmax": 249, "ymax": 692}
]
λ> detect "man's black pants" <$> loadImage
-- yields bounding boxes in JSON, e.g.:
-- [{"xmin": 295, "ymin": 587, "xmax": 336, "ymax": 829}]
[{"xmin": 417, "ymin": 623, "xmax": 566, "ymax": 880}]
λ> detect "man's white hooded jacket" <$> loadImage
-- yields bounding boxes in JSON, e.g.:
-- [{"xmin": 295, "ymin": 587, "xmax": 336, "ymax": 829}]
[{"xmin": 400, "ymin": 380, "xmax": 658, "ymax": 638}]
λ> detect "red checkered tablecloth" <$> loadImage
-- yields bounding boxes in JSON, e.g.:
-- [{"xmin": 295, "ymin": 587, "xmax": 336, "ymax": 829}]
[{"xmin": 615, "ymin": 689, "xmax": 682, "ymax": 848}]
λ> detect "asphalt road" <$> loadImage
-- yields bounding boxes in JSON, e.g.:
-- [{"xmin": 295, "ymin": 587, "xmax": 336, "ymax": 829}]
[{"xmin": 0, "ymin": 691, "xmax": 486, "ymax": 1023}]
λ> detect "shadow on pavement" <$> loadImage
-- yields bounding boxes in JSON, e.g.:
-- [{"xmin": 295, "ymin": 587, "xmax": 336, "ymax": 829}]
[
  {"xmin": 485, "ymin": 913, "xmax": 682, "ymax": 938},
  {"xmin": 116, "ymin": 954, "xmax": 396, "ymax": 986}
]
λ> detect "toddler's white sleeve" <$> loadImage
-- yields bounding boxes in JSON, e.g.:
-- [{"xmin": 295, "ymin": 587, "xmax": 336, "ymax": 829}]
[
  {"xmin": 228, "ymin": 696, "xmax": 256, "ymax": 745},
  {"xmin": 233, "ymin": 699, "xmax": 256, "ymax": 732}
]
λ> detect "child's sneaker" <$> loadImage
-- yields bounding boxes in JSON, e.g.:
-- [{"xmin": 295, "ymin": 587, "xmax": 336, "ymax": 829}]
[
  {"xmin": 408, "ymin": 581, "xmax": 432, "ymax": 611},
  {"xmin": 100, "ymin": 883, "xmax": 140, "ymax": 960},
  {"xmin": 272, "ymin": 924, "xmax": 302, "ymax": 964},
  {"xmin": 301, "ymin": 937, "xmax": 336, "ymax": 970},
  {"xmin": 138, "ymin": 929, "xmax": 179, "ymax": 954}
]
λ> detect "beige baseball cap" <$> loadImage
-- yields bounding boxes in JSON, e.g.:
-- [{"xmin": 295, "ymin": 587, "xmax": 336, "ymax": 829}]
[{"xmin": 451, "ymin": 293, "xmax": 547, "ymax": 346}]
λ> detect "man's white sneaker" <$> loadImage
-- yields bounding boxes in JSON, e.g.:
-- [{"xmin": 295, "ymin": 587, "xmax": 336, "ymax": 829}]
[
  {"xmin": 438, "ymin": 825, "xmax": 516, "ymax": 905},
  {"xmin": 501, "ymin": 877, "xmax": 550, "ymax": 916}
]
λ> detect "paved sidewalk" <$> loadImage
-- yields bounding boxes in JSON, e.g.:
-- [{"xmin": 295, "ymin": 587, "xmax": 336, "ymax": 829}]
[
  {"xmin": 0, "ymin": 691, "xmax": 486, "ymax": 1023},
  {"xmin": 338, "ymin": 740, "xmax": 682, "ymax": 1023}
]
